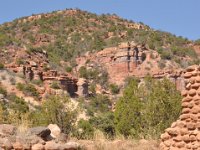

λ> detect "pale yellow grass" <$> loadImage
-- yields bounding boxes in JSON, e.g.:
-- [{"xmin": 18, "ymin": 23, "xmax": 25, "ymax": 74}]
[{"xmin": 79, "ymin": 130, "xmax": 160, "ymax": 150}]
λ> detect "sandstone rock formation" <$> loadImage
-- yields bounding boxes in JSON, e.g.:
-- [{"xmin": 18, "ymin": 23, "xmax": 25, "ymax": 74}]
[
  {"xmin": 160, "ymin": 65, "xmax": 200, "ymax": 150},
  {"xmin": 76, "ymin": 78, "xmax": 88, "ymax": 97},
  {"xmin": 4, "ymin": 49, "xmax": 86, "ymax": 99},
  {"xmin": 48, "ymin": 124, "xmax": 61, "ymax": 139}
]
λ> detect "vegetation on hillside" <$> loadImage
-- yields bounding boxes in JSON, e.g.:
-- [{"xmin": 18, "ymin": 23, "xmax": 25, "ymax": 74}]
[
  {"xmin": 0, "ymin": 9, "xmax": 199, "ymax": 68},
  {"xmin": 0, "ymin": 76, "xmax": 181, "ymax": 139}
]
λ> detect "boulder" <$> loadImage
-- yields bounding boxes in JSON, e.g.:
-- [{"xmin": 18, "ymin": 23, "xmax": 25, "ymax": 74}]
[
  {"xmin": 12, "ymin": 142, "xmax": 23, "ymax": 150},
  {"xmin": 76, "ymin": 78, "xmax": 88, "ymax": 97},
  {"xmin": 61, "ymin": 141, "xmax": 80, "ymax": 150},
  {"xmin": 45, "ymin": 141, "xmax": 59, "ymax": 150},
  {"xmin": 28, "ymin": 127, "xmax": 51, "ymax": 140},
  {"xmin": 48, "ymin": 124, "xmax": 61, "ymax": 139},
  {"xmin": 0, "ymin": 124, "xmax": 16, "ymax": 136},
  {"xmin": 32, "ymin": 143, "xmax": 44, "ymax": 150},
  {"xmin": 0, "ymin": 138, "xmax": 13, "ymax": 150}
]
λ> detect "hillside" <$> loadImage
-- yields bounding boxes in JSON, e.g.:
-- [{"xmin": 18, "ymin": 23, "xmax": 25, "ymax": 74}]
[
  {"xmin": 0, "ymin": 9, "xmax": 199, "ymax": 92},
  {"xmin": 0, "ymin": 9, "xmax": 199, "ymax": 67},
  {"xmin": 0, "ymin": 8, "xmax": 200, "ymax": 149}
]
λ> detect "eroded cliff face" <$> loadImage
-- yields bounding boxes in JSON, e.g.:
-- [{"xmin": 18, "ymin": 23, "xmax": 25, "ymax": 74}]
[
  {"xmin": 1, "ymin": 48, "xmax": 87, "ymax": 99},
  {"xmin": 76, "ymin": 41, "xmax": 185, "ymax": 90},
  {"xmin": 160, "ymin": 65, "xmax": 200, "ymax": 150}
]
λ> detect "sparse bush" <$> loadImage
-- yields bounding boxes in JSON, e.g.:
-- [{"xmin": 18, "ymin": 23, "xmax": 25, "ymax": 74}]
[{"xmin": 16, "ymin": 83, "xmax": 39, "ymax": 99}]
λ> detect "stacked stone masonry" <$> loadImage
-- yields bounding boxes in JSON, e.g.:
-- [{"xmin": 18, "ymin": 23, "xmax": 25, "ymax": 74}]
[{"xmin": 160, "ymin": 65, "xmax": 200, "ymax": 150}]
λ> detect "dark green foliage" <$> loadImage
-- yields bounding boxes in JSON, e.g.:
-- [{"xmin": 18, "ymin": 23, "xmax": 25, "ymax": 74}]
[
  {"xmin": 65, "ymin": 66, "xmax": 72, "ymax": 72},
  {"xmin": 114, "ymin": 79, "xmax": 142, "ymax": 137},
  {"xmin": 74, "ymin": 119, "xmax": 94, "ymax": 139},
  {"xmin": 84, "ymin": 94, "xmax": 111, "ymax": 116},
  {"xmin": 0, "ymin": 86, "xmax": 7, "ymax": 96},
  {"xmin": 109, "ymin": 84, "xmax": 120, "ymax": 94},
  {"xmin": 90, "ymin": 112, "xmax": 115, "ymax": 138},
  {"xmin": 114, "ymin": 77, "xmax": 182, "ymax": 138},
  {"xmin": 0, "ymin": 63, "xmax": 4, "ymax": 70},
  {"xmin": 79, "ymin": 66, "xmax": 88, "ymax": 78}
]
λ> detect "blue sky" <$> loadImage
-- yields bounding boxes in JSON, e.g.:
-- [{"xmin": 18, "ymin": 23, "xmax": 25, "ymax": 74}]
[{"xmin": 0, "ymin": 0, "xmax": 199, "ymax": 40}]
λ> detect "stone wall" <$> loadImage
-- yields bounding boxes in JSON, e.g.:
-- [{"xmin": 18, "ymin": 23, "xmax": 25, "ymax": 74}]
[{"xmin": 160, "ymin": 65, "xmax": 200, "ymax": 150}]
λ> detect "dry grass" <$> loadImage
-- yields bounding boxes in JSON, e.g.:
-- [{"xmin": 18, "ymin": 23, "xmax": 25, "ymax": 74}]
[{"xmin": 78, "ymin": 130, "xmax": 160, "ymax": 150}]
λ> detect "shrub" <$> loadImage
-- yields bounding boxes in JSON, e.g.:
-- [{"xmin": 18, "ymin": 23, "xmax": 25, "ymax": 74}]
[
  {"xmin": 32, "ymin": 80, "xmax": 43, "ymax": 86},
  {"xmin": 0, "ymin": 63, "xmax": 4, "ymax": 70},
  {"xmin": 114, "ymin": 77, "xmax": 182, "ymax": 138},
  {"xmin": 79, "ymin": 66, "xmax": 88, "ymax": 78},
  {"xmin": 16, "ymin": 83, "xmax": 25, "ymax": 91},
  {"xmin": 109, "ymin": 84, "xmax": 120, "ymax": 94},
  {"xmin": 16, "ymin": 83, "xmax": 39, "ymax": 99},
  {"xmin": 65, "ymin": 66, "xmax": 72, "ymax": 73},
  {"xmin": 90, "ymin": 112, "xmax": 115, "ymax": 138},
  {"xmin": 85, "ymin": 94, "xmax": 111, "ymax": 116},
  {"xmin": 160, "ymin": 50, "xmax": 172, "ymax": 60},
  {"xmin": 74, "ymin": 119, "xmax": 94, "ymax": 139},
  {"xmin": 0, "ymin": 86, "xmax": 7, "ymax": 96},
  {"xmin": 50, "ymin": 81, "xmax": 60, "ymax": 89},
  {"xmin": 32, "ymin": 95, "xmax": 77, "ymax": 134}
]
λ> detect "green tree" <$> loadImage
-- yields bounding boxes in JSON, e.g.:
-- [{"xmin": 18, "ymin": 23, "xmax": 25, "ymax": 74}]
[
  {"xmin": 32, "ymin": 95, "xmax": 77, "ymax": 134},
  {"xmin": 114, "ymin": 77, "xmax": 182, "ymax": 139},
  {"xmin": 114, "ymin": 79, "xmax": 142, "ymax": 137}
]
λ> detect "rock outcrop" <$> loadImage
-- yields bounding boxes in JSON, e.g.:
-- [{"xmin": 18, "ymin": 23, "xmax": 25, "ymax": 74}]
[
  {"xmin": 0, "ymin": 124, "xmax": 81, "ymax": 150},
  {"xmin": 76, "ymin": 78, "xmax": 89, "ymax": 97},
  {"xmin": 160, "ymin": 65, "xmax": 200, "ymax": 150},
  {"xmin": 4, "ymin": 49, "xmax": 85, "ymax": 98}
]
